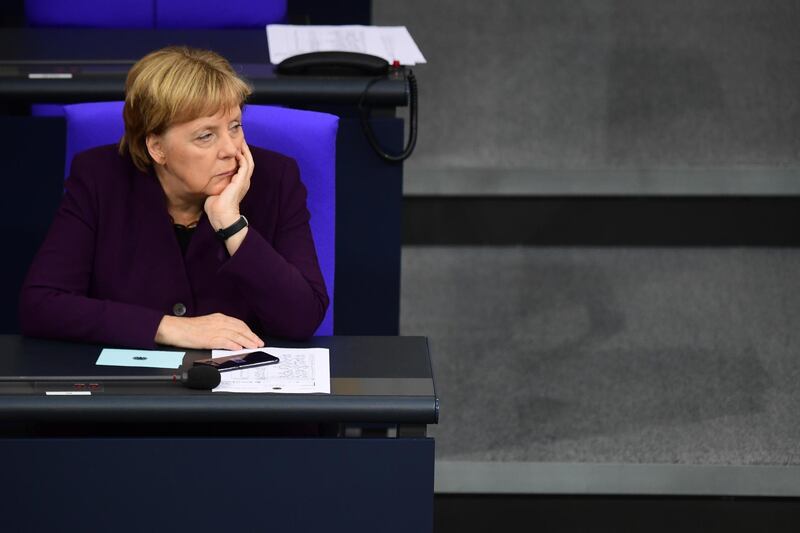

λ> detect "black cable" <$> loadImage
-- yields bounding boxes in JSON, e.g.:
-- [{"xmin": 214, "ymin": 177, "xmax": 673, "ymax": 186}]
[{"xmin": 358, "ymin": 68, "xmax": 418, "ymax": 163}]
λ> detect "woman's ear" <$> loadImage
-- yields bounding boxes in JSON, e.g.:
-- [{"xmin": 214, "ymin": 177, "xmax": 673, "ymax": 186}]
[{"xmin": 146, "ymin": 134, "xmax": 166, "ymax": 165}]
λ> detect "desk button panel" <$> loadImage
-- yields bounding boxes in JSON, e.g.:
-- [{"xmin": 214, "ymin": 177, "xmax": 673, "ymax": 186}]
[{"xmin": 172, "ymin": 302, "xmax": 187, "ymax": 316}]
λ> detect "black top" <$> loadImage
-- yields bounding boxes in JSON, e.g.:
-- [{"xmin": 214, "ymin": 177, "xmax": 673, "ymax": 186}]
[{"xmin": 173, "ymin": 224, "xmax": 196, "ymax": 256}]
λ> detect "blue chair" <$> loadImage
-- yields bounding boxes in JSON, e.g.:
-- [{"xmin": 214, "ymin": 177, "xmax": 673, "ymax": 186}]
[
  {"xmin": 27, "ymin": 0, "xmax": 287, "ymax": 116},
  {"xmin": 25, "ymin": 0, "xmax": 154, "ymax": 28},
  {"xmin": 64, "ymin": 102, "xmax": 337, "ymax": 335},
  {"xmin": 25, "ymin": 0, "xmax": 286, "ymax": 28},
  {"xmin": 157, "ymin": 0, "xmax": 287, "ymax": 28}
]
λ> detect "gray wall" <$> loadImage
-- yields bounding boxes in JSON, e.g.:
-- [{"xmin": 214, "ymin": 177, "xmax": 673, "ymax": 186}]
[
  {"xmin": 374, "ymin": 1, "xmax": 800, "ymax": 193},
  {"xmin": 385, "ymin": 2, "xmax": 800, "ymax": 471}
]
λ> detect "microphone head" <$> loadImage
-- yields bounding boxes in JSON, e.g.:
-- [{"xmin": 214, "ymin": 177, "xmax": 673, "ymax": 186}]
[{"xmin": 183, "ymin": 365, "xmax": 221, "ymax": 390}]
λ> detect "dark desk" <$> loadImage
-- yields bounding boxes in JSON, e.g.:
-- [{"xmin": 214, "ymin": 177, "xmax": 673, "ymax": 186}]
[
  {"xmin": 0, "ymin": 28, "xmax": 408, "ymax": 106},
  {"xmin": 0, "ymin": 28, "xmax": 407, "ymax": 336},
  {"xmin": 0, "ymin": 335, "xmax": 437, "ymax": 532},
  {"xmin": 0, "ymin": 335, "xmax": 437, "ymax": 427}
]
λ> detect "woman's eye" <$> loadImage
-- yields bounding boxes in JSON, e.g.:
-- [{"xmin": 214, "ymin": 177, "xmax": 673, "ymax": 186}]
[
  {"xmin": 197, "ymin": 133, "xmax": 213, "ymax": 142},
  {"xmin": 231, "ymin": 123, "xmax": 242, "ymax": 132}
]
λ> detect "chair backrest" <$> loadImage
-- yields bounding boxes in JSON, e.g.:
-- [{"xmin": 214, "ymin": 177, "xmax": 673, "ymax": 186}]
[
  {"xmin": 26, "ymin": 0, "xmax": 286, "ymax": 28},
  {"xmin": 26, "ymin": 0, "xmax": 154, "ymax": 28},
  {"xmin": 64, "ymin": 102, "xmax": 337, "ymax": 335},
  {"xmin": 157, "ymin": 0, "xmax": 286, "ymax": 28}
]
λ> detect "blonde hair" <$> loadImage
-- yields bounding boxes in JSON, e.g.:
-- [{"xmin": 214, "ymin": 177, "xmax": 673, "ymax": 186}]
[{"xmin": 119, "ymin": 46, "xmax": 252, "ymax": 172}]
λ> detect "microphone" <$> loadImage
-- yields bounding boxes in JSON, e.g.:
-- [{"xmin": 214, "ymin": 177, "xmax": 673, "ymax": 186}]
[{"xmin": 0, "ymin": 366, "xmax": 221, "ymax": 391}]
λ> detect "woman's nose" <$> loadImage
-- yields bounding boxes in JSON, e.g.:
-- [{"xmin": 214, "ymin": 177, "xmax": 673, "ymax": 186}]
[{"xmin": 219, "ymin": 133, "xmax": 239, "ymax": 158}]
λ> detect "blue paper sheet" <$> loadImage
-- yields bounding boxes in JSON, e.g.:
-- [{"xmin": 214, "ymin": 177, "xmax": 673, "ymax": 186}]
[{"xmin": 96, "ymin": 348, "xmax": 185, "ymax": 369}]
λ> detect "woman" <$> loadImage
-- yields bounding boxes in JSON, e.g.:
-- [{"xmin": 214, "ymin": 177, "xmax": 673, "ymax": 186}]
[{"xmin": 19, "ymin": 46, "xmax": 328, "ymax": 350}]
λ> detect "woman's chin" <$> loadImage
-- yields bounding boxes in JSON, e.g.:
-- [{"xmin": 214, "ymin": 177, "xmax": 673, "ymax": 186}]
[{"xmin": 207, "ymin": 178, "xmax": 231, "ymax": 195}]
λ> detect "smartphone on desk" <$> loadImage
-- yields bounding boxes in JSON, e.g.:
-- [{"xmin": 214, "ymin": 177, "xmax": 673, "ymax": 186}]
[{"xmin": 194, "ymin": 351, "xmax": 279, "ymax": 372}]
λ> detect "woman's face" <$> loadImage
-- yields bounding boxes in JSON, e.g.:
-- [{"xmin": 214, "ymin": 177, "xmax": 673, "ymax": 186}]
[{"xmin": 147, "ymin": 107, "xmax": 244, "ymax": 199}]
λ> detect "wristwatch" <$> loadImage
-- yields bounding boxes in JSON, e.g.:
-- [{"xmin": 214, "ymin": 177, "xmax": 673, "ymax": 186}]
[{"xmin": 216, "ymin": 215, "xmax": 249, "ymax": 241}]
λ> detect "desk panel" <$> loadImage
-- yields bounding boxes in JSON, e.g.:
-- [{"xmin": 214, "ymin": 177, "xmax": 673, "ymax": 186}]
[
  {"xmin": 0, "ymin": 333, "xmax": 436, "ymax": 532},
  {"xmin": 0, "ymin": 437, "xmax": 435, "ymax": 533}
]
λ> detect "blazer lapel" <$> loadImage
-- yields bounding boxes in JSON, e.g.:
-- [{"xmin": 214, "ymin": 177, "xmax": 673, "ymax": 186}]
[{"xmin": 132, "ymin": 168, "xmax": 193, "ymax": 296}]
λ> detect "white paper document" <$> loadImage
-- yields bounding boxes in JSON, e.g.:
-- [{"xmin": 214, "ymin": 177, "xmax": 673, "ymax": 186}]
[
  {"xmin": 210, "ymin": 347, "xmax": 330, "ymax": 394},
  {"xmin": 266, "ymin": 24, "xmax": 427, "ymax": 66}
]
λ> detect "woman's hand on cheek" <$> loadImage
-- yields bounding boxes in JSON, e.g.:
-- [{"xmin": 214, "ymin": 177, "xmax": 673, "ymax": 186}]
[{"xmin": 205, "ymin": 141, "xmax": 255, "ymax": 231}]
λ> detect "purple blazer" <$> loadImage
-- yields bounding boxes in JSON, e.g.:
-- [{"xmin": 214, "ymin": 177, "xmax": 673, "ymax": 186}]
[{"xmin": 20, "ymin": 144, "xmax": 328, "ymax": 348}]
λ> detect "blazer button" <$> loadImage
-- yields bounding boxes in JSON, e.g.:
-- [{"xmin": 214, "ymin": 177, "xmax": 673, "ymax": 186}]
[{"xmin": 172, "ymin": 303, "xmax": 187, "ymax": 316}]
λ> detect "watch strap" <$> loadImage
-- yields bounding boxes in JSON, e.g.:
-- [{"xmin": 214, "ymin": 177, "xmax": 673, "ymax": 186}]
[{"xmin": 216, "ymin": 215, "xmax": 248, "ymax": 241}]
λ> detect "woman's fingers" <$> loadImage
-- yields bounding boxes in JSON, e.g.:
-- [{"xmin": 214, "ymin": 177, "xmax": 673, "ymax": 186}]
[
  {"xmin": 233, "ymin": 143, "xmax": 254, "ymax": 189},
  {"xmin": 212, "ymin": 332, "xmax": 260, "ymax": 351},
  {"xmin": 225, "ymin": 151, "xmax": 250, "ymax": 199},
  {"xmin": 214, "ymin": 318, "xmax": 263, "ymax": 349},
  {"xmin": 211, "ymin": 337, "xmax": 245, "ymax": 351},
  {"xmin": 220, "ymin": 316, "xmax": 263, "ymax": 346},
  {"xmin": 243, "ymin": 141, "xmax": 255, "ymax": 171},
  {"xmin": 241, "ymin": 146, "xmax": 254, "ymax": 185},
  {"xmin": 227, "ymin": 152, "xmax": 246, "ymax": 188},
  {"xmin": 224, "ymin": 330, "xmax": 260, "ymax": 350},
  {"xmin": 217, "ymin": 322, "xmax": 260, "ymax": 349}
]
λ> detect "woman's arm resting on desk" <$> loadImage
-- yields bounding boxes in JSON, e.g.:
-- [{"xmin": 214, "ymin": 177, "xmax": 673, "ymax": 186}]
[
  {"xmin": 19, "ymin": 159, "xmax": 166, "ymax": 347},
  {"xmin": 218, "ymin": 156, "xmax": 329, "ymax": 340}
]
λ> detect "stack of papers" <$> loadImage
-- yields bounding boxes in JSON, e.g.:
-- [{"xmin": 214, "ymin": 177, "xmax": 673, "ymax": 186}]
[
  {"xmin": 211, "ymin": 347, "xmax": 330, "ymax": 394},
  {"xmin": 266, "ymin": 24, "xmax": 427, "ymax": 66}
]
